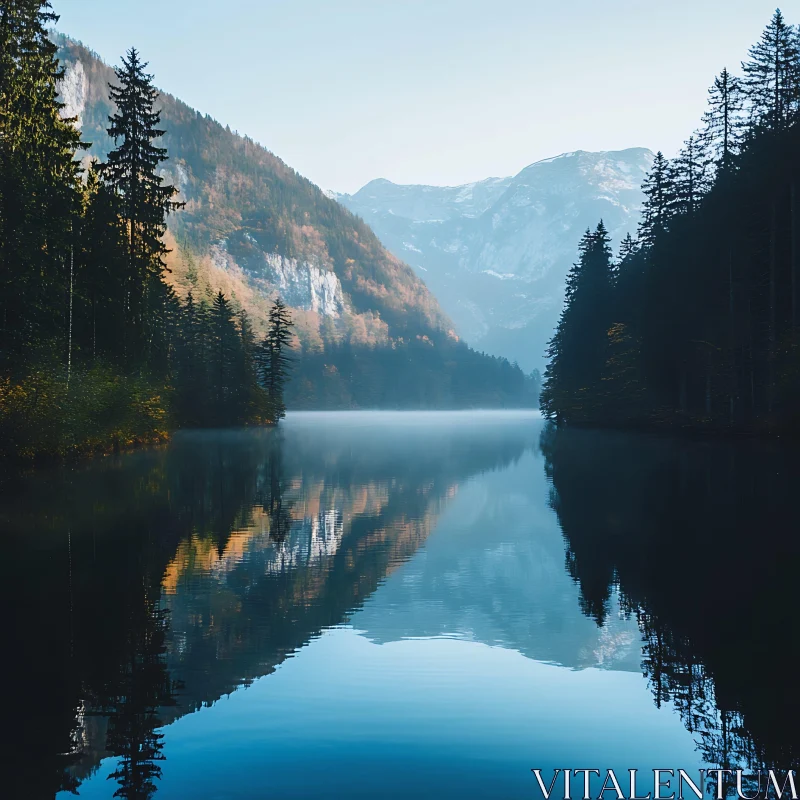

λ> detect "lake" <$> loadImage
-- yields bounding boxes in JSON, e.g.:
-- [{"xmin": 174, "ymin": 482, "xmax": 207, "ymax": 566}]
[{"xmin": 5, "ymin": 411, "xmax": 798, "ymax": 799}]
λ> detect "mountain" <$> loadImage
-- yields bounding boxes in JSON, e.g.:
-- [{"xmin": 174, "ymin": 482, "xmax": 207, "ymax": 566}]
[
  {"xmin": 337, "ymin": 149, "xmax": 654, "ymax": 370},
  {"xmin": 54, "ymin": 34, "xmax": 455, "ymax": 352}
]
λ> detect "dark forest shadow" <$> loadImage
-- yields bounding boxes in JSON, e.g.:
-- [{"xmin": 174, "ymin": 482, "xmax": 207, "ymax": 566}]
[{"xmin": 541, "ymin": 422, "xmax": 800, "ymax": 780}]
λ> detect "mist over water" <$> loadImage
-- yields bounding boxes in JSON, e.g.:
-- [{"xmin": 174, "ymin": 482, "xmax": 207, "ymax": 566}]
[{"xmin": 4, "ymin": 411, "xmax": 796, "ymax": 799}]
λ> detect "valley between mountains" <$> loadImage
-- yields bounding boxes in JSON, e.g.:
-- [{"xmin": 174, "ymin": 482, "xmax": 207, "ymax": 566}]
[
  {"xmin": 57, "ymin": 33, "xmax": 650, "ymax": 381},
  {"xmin": 336, "ymin": 149, "xmax": 653, "ymax": 370}
]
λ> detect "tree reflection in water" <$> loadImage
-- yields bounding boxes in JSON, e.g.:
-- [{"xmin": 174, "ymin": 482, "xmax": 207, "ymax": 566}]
[
  {"xmin": 4, "ymin": 417, "xmax": 532, "ymax": 797},
  {"xmin": 541, "ymin": 423, "xmax": 800, "ymax": 786}
]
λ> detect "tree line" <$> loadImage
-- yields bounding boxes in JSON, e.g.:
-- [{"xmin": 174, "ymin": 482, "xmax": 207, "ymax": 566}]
[
  {"xmin": 0, "ymin": 1, "xmax": 292, "ymax": 457},
  {"xmin": 542, "ymin": 9, "xmax": 800, "ymax": 433},
  {"xmin": 287, "ymin": 338, "xmax": 540, "ymax": 410}
]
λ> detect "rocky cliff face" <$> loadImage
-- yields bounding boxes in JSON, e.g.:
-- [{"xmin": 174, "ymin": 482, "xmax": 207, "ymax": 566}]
[
  {"xmin": 211, "ymin": 238, "xmax": 346, "ymax": 318},
  {"xmin": 59, "ymin": 57, "xmax": 87, "ymax": 123},
  {"xmin": 263, "ymin": 254, "xmax": 346, "ymax": 318},
  {"xmin": 337, "ymin": 149, "xmax": 654, "ymax": 370}
]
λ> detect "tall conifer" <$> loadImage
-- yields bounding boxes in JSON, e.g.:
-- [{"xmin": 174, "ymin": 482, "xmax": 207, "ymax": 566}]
[
  {"xmin": 208, "ymin": 291, "xmax": 239, "ymax": 425},
  {"xmin": 701, "ymin": 68, "xmax": 744, "ymax": 171},
  {"xmin": 260, "ymin": 298, "xmax": 293, "ymax": 423},
  {"xmin": 638, "ymin": 152, "xmax": 675, "ymax": 248},
  {"xmin": 671, "ymin": 135, "xmax": 710, "ymax": 217},
  {"xmin": 617, "ymin": 233, "xmax": 640, "ymax": 264},
  {"xmin": 541, "ymin": 223, "xmax": 614, "ymax": 421},
  {"xmin": 741, "ymin": 9, "xmax": 800, "ymax": 131},
  {"xmin": 103, "ymin": 48, "xmax": 183, "ymax": 369},
  {"xmin": 0, "ymin": 0, "xmax": 83, "ymax": 369}
]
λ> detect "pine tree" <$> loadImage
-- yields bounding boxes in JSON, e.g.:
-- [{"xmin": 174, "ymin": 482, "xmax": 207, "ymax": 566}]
[
  {"xmin": 260, "ymin": 297, "xmax": 293, "ymax": 423},
  {"xmin": 542, "ymin": 9, "xmax": 800, "ymax": 432},
  {"xmin": 670, "ymin": 135, "xmax": 710, "ymax": 217},
  {"xmin": 208, "ymin": 291, "xmax": 240, "ymax": 425},
  {"xmin": 0, "ymin": 0, "xmax": 84, "ymax": 370},
  {"xmin": 78, "ymin": 162, "xmax": 128, "ymax": 364},
  {"xmin": 541, "ymin": 223, "xmax": 614, "ymax": 421},
  {"xmin": 146, "ymin": 277, "xmax": 181, "ymax": 379},
  {"xmin": 102, "ymin": 48, "xmax": 183, "ymax": 369},
  {"xmin": 236, "ymin": 310, "xmax": 266, "ymax": 422},
  {"xmin": 617, "ymin": 233, "xmax": 640, "ymax": 264},
  {"xmin": 738, "ymin": 11, "xmax": 800, "ymax": 411},
  {"xmin": 741, "ymin": 9, "xmax": 800, "ymax": 131},
  {"xmin": 701, "ymin": 68, "xmax": 744, "ymax": 171},
  {"xmin": 638, "ymin": 152, "xmax": 675, "ymax": 247},
  {"xmin": 174, "ymin": 291, "xmax": 199, "ymax": 425}
]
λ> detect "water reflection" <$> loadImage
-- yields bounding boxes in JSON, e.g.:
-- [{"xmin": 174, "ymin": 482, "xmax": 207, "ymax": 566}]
[
  {"xmin": 5, "ymin": 413, "xmax": 798, "ymax": 799},
  {"xmin": 4, "ymin": 412, "xmax": 535, "ymax": 797},
  {"xmin": 540, "ymin": 423, "xmax": 800, "ymax": 782}
]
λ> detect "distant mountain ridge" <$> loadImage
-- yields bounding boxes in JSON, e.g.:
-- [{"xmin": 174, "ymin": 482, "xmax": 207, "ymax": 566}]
[
  {"xmin": 54, "ymin": 33, "xmax": 455, "ymax": 351},
  {"xmin": 336, "ymin": 148, "xmax": 654, "ymax": 369}
]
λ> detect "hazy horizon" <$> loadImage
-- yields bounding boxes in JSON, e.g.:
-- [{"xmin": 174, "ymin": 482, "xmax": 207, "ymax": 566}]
[{"xmin": 56, "ymin": 0, "xmax": 782, "ymax": 193}]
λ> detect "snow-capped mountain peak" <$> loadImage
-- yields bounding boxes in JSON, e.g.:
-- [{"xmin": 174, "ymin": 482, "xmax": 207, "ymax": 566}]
[{"xmin": 337, "ymin": 148, "xmax": 653, "ymax": 370}]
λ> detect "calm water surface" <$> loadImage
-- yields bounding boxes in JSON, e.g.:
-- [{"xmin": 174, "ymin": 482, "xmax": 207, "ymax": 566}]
[{"xmin": 5, "ymin": 411, "xmax": 799, "ymax": 799}]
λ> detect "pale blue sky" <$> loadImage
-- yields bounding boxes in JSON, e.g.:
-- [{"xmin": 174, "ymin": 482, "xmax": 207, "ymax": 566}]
[{"xmin": 56, "ymin": 0, "xmax": 784, "ymax": 193}]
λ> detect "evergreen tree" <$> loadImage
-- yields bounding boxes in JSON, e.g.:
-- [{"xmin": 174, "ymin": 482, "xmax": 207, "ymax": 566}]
[
  {"xmin": 171, "ymin": 292, "xmax": 271, "ymax": 428},
  {"xmin": 102, "ymin": 48, "xmax": 183, "ymax": 369},
  {"xmin": 542, "ymin": 10, "xmax": 800, "ymax": 433},
  {"xmin": 614, "ymin": 233, "xmax": 644, "ymax": 325},
  {"xmin": 739, "ymin": 13, "xmax": 800, "ymax": 409},
  {"xmin": 236, "ymin": 310, "xmax": 266, "ymax": 422},
  {"xmin": 260, "ymin": 297, "xmax": 293, "ymax": 423},
  {"xmin": 541, "ymin": 222, "xmax": 614, "ymax": 421},
  {"xmin": 146, "ymin": 277, "xmax": 181, "ymax": 379},
  {"xmin": 0, "ymin": 0, "xmax": 84, "ymax": 369},
  {"xmin": 670, "ymin": 135, "xmax": 710, "ymax": 217},
  {"xmin": 208, "ymin": 291, "xmax": 240, "ymax": 426},
  {"xmin": 174, "ymin": 291, "xmax": 202, "ymax": 425},
  {"xmin": 701, "ymin": 68, "xmax": 744, "ymax": 171},
  {"xmin": 77, "ymin": 163, "xmax": 128, "ymax": 364},
  {"xmin": 741, "ymin": 9, "xmax": 800, "ymax": 131},
  {"xmin": 617, "ymin": 233, "xmax": 640, "ymax": 264},
  {"xmin": 0, "ymin": 26, "xmax": 293, "ymax": 454},
  {"xmin": 638, "ymin": 152, "xmax": 675, "ymax": 247}
]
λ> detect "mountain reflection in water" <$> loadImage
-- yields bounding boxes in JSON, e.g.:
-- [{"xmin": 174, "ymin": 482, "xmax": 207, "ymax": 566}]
[{"xmin": 3, "ymin": 412, "xmax": 797, "ymax": 799}]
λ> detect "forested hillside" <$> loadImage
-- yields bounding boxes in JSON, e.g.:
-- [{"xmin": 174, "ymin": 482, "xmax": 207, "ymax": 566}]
[
  {"xmin": 52, "ymin": 33, "xmax": 534, "ymax": 414},
  {"xmin": 1, "ymin": 4, "xmax": 299, "ymax": 457},
  {"xmin": 0, "ymin": 5, "xmax": 535, "ymax": 460},
  {"xmin": 542, "ymin": 9, "xmax": 800, "ymax": 434},
  {"xmin": 55, "ymin": 33, "xmax": 451, "ymax": 346}
]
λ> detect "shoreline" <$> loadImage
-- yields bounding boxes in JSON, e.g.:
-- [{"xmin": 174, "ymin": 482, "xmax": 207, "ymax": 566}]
[
  {"xmin": 0, "ymin": 409, "xmax": 542, "ymax": 466},
  {"xmin": 544, "ymin": 417, "xmax": 800, "ymax": 442}
]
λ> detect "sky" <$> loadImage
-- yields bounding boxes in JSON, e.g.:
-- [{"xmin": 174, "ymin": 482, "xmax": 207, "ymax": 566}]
[{"xmin": 55, "ymin": 0, "xmax": 784, "ymax": 194}]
